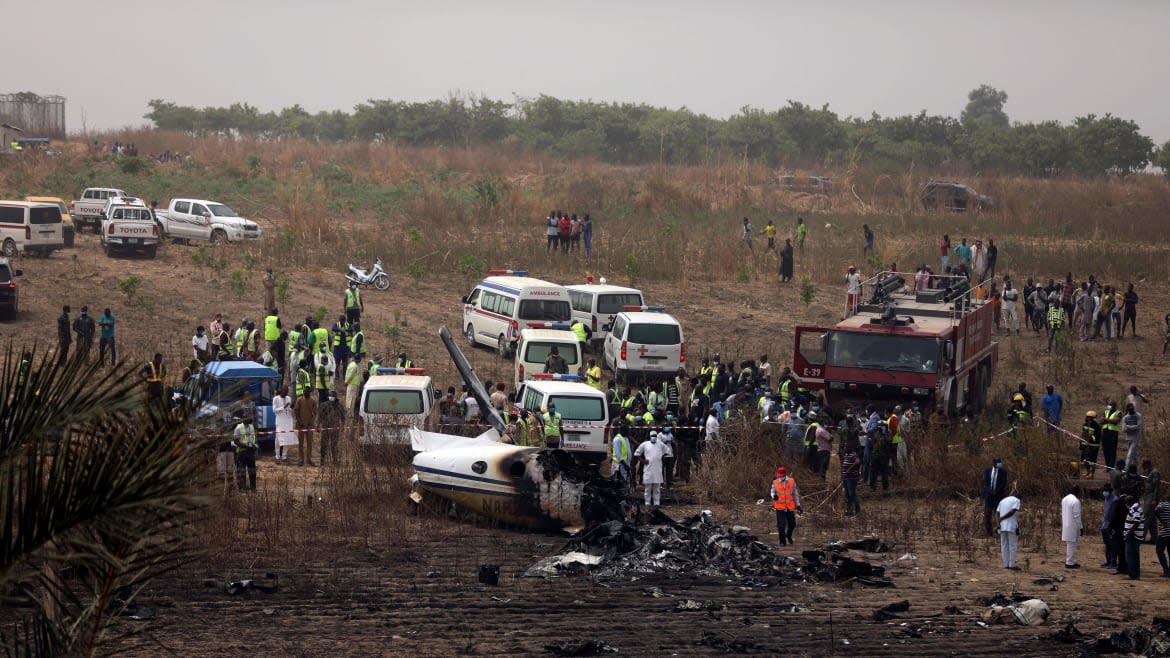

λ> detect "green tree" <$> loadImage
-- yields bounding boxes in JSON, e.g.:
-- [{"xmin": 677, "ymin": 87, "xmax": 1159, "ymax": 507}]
[
  {"xmin": 1154, "ymin": 139, "xmax": 1170, "ymax": 176},
  {"xmin": 0, "ymin": 348, "xmax": 208, "ymax": 656},
  {"xmin": 1071, "ymin": 113, "xmax": 1154, "ymax": 175},
  {"xmin": 961, "ymin": 85, "xmax": 1010, "ymax": 129}
]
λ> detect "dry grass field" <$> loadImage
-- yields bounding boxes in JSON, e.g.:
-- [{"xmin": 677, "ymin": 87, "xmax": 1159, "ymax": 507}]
[{"xmin": 3, "ymin": 137, "xmax": 1170, "ymax": 655}]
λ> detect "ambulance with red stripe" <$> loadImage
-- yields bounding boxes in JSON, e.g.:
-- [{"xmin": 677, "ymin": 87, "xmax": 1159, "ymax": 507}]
[{"xmin": 461, "ymin": 270, "xmax": 572, "ymax": 358}]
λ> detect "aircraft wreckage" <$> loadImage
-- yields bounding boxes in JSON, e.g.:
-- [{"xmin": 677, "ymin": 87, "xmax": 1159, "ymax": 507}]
[{"xmin": 408, "ymin": 327, "xmax": 625, "ymax": 530}]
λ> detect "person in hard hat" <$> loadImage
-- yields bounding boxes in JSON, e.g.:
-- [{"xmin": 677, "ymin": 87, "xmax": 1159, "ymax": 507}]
[
  {"xmin": 844, "ymin": 265, "xmax": 862, "ymax": 316},
  {"xmin": 769, "ymin": 466, "xmax": 802, "ymax": 546},
  {"xmin": 1081, "ymin": 411, "xmax": 1101, "ymax": 477},
  {"xmin": 1008, "ymin": 394, "xmax": 1030, "ymax": 429}
]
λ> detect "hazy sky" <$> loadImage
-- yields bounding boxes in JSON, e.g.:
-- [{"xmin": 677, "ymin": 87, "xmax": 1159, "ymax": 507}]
[{"xmin": 12, "ymin": 0, "xmax": 1170, "ymax": 143}]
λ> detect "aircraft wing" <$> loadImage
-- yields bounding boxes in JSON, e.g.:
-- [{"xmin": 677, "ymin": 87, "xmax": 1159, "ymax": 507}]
[{"xmin": 438, "ymin": 326, "xmax": 508, "ymax": 436}]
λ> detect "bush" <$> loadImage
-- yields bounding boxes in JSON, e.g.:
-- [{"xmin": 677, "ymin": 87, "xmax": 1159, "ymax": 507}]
[{"xmin": 117, "ymin": 275, "xmax": 142, "ymax": 304}]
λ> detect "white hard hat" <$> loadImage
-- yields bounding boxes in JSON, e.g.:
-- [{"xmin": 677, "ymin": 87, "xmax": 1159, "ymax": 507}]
[{"xmin": 599, "ymin": 277, "xmax": 607, "ymax": 284}]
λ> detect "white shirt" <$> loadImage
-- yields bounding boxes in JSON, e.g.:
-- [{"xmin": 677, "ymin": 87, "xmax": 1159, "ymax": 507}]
[
  {"xmin": 1061, "ymin": 493, "xmax": 1082, "ymax": 542},
  {"xmin": 705, "ymin": 414, "xmax": 720, "ymax": 438},
  {"xmin": 997, "ymin": 495, "xmax": 1021, "ymax": 533},
  {"xmin": 464, "ymin": 396, "xmax": 480, "ymax": 422},
  {"xmin": 845, "ymin": 272, "xmax": 861, "ymax": 294},
  {"xmin": 634, "ymin": 439, "xmax": 669, "ymax": 484},
  {"xmin": 192, "ymin": 333, "xmax": 209, "ymax": 354}
]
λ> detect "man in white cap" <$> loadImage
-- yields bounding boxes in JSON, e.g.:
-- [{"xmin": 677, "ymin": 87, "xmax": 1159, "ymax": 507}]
[{"xmin": 634, "ymin": 430, "xmax": 670, "ymax": 509}]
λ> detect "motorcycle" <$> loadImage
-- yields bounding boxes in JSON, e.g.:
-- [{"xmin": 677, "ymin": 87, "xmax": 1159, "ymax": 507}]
[{"xmin": 346, "ymin": 258, "xmax": 390, "ymax": 290}]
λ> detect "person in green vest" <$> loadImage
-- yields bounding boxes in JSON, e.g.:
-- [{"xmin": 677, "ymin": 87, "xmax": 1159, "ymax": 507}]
[
  {"xmin": 264, "ymin": 308, "xmax": 281, "ymax": 348},
  {"xmin": 395, "ymin": 352, "xmax": 413, "ymax": 369},
  {"xmin": 233, "ymin": 416, "xmax": 258, "ymax": 492},
  {"xmin": 803, "ymin": 411, "xmax": 821, "ymax": 469},
  {"xmin": 570, "ymin": 319, "xmax": 589, "ymax": 347},
  {"xmin": 312, "ymin": 322, "xmax": 329, "ymax": 358},
  {"xmin": 345, "ymin": 353, "xmax": 364, "ymax": 417},
  {"xmin": 796, "ymin": 216, "xmax": 807, "ymax": 250},
  {"xmin": 344, "ymin": 282, "xmax": 363, "ymax": 324},
  {"xmin": 331, "ymin": 314, "xmax": 350, "ymax": 380},
  {"xmin": 349, "ymin": 321, "xmax": 366, "ymax": 360},
  {"xmin": 366, "ymin": 353, "xmax": 383, "ymax": 381},
  {"xmin": 542, "ymin": 403, "xmax": 563, "ymax": 449},
  {"xmin": 294, "ymin": 362, "xmax": 312, "ymax": 399}
]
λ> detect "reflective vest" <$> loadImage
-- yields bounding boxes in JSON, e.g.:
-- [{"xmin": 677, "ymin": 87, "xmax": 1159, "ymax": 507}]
[
  {"xmin": 301, "ymin": 324, "xmax": 314, "ymax": 349},
  {"xmin": 571, "ymin": 321, "xmax": 587, "ymax": 344},
  {"xmin": 367, "ymin": 361, "xmax": 379, "ymax": 378},
  {"xmin": 288, "ymin": 330, "xmax": 301, "ymax": 353},
  {"xmin": 803, "ymin": 422, "xmax": 820, "ymax": 447},
  {"xmin": 397, "ymin": 358, "xmax": 413, "ymax": 369},
  {"xmin": 1103, "ymin": 409, "xmax": 1121, "ymax": 432},
  {"xmin": 17, "ymin": 358, "xmax": 30, "ymax": 387},
  {"xmin": 234, "ymin": 328, "xmax": 249, "ymax": 355},
  {"xmin": 145, "ymin": 361, "xmax": 164, "ymax": 383},
  {"xmin": 772, "ymin": 477, "xmax": 797, "ymax": 510},
  {"xmin": 344, "ymin": 361, "xmax": 362, "ymax": 387},
  {"xmin": 332, "ymin": 322, "xmax": 349, "ymax": 347},
  {"xmin": 1047, "ymin": 305, "xmax": 1065, "ymax": 328},
  {"xmin": 1083, "ymin": 422, "xmax": 1100, "ymax": 446},
  {"xmin": 313, "ymin": 327, "xmax": 329, "ymax": 351},
  {"xmin": 543, "ymin": 411, "xmax": 562, "ymax": 437},
  {"xmin": 612, "ymin": 433, "xmax": 630, "ymax": 465},
  {"xmin": 642, "ymin": 411, "xmax": 654, "ymax": 424},
  {"xmin": 314, "ymin": 355, "xmax": 333, "ymax": 389},
  {"xmin": 700, "ymin": 366, "xmax": 714, "ymax": 394},
  {"xmin": 779, "ymin": 379, "xmax": 791, "ymax": 401},
  {"xmin": 295, "ymin": 368, "xmax": 311, "ymax": 397},
  {"xmin": 264, "ymin": 315, "xmax": 280, "ymax": 341},
  {"xmin": 245, "ymin": 329, "xmax": 258, "ymax": 353},
  {"xmin": 888, "ymin": 414, "xmax": 903, "ymax": 444},
  {"xmin": 349, "ymin": 330, "xmax": 366, "ymax": 355},
  {"xmin": 585, "ymin": 366, "xmax": 602, "ymax": 389},
  {"xmin": 345, "ymin": 287, "xmax": 361, "ymax": 310},
  {"xmin": 234, "ymin": 423, "xmax": 257, "ymax": 452}
]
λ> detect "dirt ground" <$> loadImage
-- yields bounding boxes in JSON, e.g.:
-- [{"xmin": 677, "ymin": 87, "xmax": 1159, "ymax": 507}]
[{"xmin": 5, "ymin": 226, "xmax": 1170, "ymax": 656}]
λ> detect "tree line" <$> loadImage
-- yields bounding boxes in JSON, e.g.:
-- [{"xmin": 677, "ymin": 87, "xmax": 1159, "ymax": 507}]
[{"xmin": 144, "ymin": 86, "xmax": 1170, "ymax": 177}]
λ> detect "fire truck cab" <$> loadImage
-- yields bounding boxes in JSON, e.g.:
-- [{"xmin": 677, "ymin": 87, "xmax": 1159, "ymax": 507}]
[{"xmin": 793, "ymin": 272, "xmax": 998, "ymax": 415}]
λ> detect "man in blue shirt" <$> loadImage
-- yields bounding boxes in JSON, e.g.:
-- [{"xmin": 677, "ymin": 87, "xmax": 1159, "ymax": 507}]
[
  {"xmin": 1041, "ymin": 384, "xmax": 1063, "ymax": 433},
  {"xmin": 98, "ymin": 307, "xmax": 117, "ymax": 367}
]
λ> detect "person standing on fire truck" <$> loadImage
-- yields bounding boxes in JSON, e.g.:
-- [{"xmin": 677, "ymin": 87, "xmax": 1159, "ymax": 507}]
[{"xmin": 845, "ymin": 265, "xmax": 862, "ymax": 316}]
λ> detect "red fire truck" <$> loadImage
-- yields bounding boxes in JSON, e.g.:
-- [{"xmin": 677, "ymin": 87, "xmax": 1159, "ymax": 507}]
[{"xmin": 792, "ymin": 272, "xmax": 998, "ymax": 414}]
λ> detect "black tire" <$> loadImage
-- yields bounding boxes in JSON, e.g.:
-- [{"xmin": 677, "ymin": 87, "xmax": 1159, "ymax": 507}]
[
  {"xmin": 373, "ymin": 273, "xmax": 390, "ymax": 291},
  {"xmin": 2, "ymin": 239, "xmax": 16, "ymax": 258},
  {"xmin": 210, "ymin": 229, "xmax": 226, "ymax": 245},
  {"xmin": 103, "ymin": 242, "xmax": 113, "ymax": 257},
  {"xmin": 145, "ymin": 245, "xmax": 158, "ymax": 259},
  {"xmin": 465, "ymin": 324, "xmax": 477, "ymax": 348}
]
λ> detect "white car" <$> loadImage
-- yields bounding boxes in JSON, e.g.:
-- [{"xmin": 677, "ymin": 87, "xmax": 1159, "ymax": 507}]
[
  {"xmin": 513, "ymin": 326, "xmax": 582, "ymax": 390},
  {"xmin": 603, "ymin": 307, "xmax": 685, "ymax": 382}
]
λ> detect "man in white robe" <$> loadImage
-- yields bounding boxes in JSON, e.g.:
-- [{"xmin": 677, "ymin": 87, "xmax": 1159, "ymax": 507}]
[
  {"xmin": 1061, "ymin": 485, "xmax": 1083, "ymax": 568},
  {"xmin": 634, "ymin": 431, "xmax": 671, "ymax": 508}
]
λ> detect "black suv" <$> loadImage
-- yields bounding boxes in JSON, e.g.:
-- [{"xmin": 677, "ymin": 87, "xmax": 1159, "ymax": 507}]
[
  {"xmin": 0, "ymin": 258, "xmax": 22, "ymax": 319},
  {"xmin": 921, "ymin": 181, "xmax": 995, "ymax": 212}
]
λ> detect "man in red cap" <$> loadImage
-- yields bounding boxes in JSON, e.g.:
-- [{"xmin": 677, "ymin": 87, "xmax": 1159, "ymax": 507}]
[
  {"xmin": 769, "ymin": 466, "xmax": 802, "ymax": 546},
  {"xmin": 845, "ymin": 265, "xmax": 862, "ymax": 316}
]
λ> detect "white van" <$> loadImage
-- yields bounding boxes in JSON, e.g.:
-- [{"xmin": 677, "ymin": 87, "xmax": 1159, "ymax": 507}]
[
  {"xmin": 603, "ymin": 308, "xmax": 686, "ymax": 382},
  {"xmin": 514, "ymin": 326, "xmax": 582, "ymax": 390},
  {"xmin": 516, "ymin": 375, "xmax": 609, "ymax": 454},
  {"xmin": 359, "ymin": 369, "xmax": 438, "ymax": 445},
  {"xmin": 462, "ymin": 270, "xmax": 572, "ymax": 357},
  {"xmin": 566, "ymin": 282, "xmax": 644, "ymax": 349},
  {"xmin": 0, "ymin": 201, "xmax": 64, "ymax": 257}
]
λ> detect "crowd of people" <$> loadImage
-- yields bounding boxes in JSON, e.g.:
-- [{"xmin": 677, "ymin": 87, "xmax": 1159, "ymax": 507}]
[{"xmin": 543, "ymin": 211, "xmax": 593, "ymax": 256}]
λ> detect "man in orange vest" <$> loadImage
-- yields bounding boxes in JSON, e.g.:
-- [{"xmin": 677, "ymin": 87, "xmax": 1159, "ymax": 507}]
[{"xmin": 769, "ymin": 466, "xmax": 803, "ymax": 546}]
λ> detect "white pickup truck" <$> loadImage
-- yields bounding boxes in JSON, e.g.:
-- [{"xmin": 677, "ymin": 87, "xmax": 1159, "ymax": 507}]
[
  {"xmin": 71, "ymin": 187, "xmax": 127, "ymax": 232},
  {"xmin": 100, "ymin": 197, "xmax": 160, "ymax": 257},
  {"xmin": 155, "ymin": 198, "xmax": 261, "ymax": 244}
]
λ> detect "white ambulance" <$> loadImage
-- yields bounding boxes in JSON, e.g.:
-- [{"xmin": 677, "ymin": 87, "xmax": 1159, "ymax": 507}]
[
  {"xmin": 513, "ymin": 325, "xmax": 582, "ymax": 390},
  {"xmin": 462, "ymin": 270, "xmax": 572, "ymax": 357},
  {"xmin": 359, "ymin": 368, "xmax": 438, "ymax": 445},
  {"xmin": 566, "ymin": 280, "xmax": 644, "ymax": 349},
  {"xmin": 602, "ymin": 306, "xmax": 686, "ymax": 383},
  {"xmin": 515, "ymin": 373, "xmax": 609, "ymax": 454}
]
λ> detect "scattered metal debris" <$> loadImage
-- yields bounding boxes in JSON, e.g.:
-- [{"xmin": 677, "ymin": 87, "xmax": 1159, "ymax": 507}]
[
  {"xmin": 203, "ymin": 576, "xmax": 279, "ymax": 596},
  {"xmin": 478, "ymin": 563, "xmax": 500, "ymax": 586},
  {"xmin": 1092, "ymin": 618, "xmax": 1170, "ymax": 656},
  {"xmin": 696, "ymin": 631, "xmax": 762, "ymax": 654},
  {"xmin": 544, "ymin": 639, "xmax": 619, "ymax": 656},
  {"xmin": 524, "ymin": 511, "xmax": 895, "ymax": 586},
  {"xmin": 675, "ymin": 599, "xmax": 726, "ymax": 612},
  {"xmin": 1049, "ymin": 622, "xmax": 1084, "ymax": 644}
]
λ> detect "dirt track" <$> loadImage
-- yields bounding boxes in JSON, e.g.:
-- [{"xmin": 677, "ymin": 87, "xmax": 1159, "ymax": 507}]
[{"xmin": 109, "ymin": 485, "xmax": 1170, "ymax": 657}]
